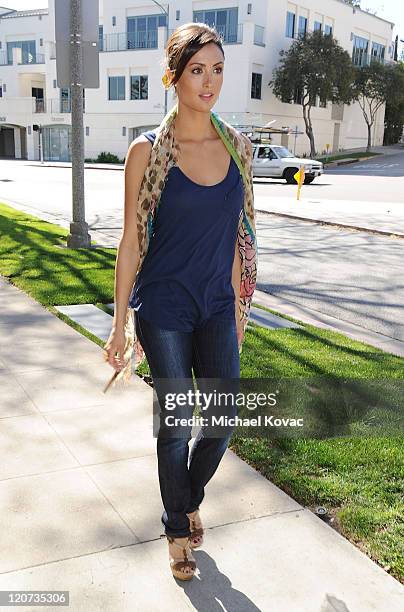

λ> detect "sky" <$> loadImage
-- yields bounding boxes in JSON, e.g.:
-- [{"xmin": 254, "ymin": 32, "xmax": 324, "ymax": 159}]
[{"xmin": 2, "ymin": 1, "xmax": 403, "ymax": 52}]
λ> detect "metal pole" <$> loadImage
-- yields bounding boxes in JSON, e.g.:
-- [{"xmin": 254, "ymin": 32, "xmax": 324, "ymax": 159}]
[
  {"xmin": 67, "ymin": 0, "xmax": 91, "ymax": 248},
  {"xmin": 151, "ymin": 0, "xmax": 169, "ymax": 116},
  {"xmin": 39, "ymin": 126, "xmax": 43, "ymax": 165}
]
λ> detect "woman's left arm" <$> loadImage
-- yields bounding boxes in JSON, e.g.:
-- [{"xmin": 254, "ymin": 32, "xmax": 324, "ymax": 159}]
[{"xmin": 231, "ymin": 238, "xmax": 243, "ymax": 348}]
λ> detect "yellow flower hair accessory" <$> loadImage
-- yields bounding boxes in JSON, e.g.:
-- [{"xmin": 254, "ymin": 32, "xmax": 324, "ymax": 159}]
[{"xmin": 162, "ymin": 67, "xmax": 175, "ymax": 89}]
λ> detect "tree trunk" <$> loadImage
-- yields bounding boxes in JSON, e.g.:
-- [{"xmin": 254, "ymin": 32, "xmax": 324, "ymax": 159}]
[
  {"xmin": 303, "ymin": 103, "xmax": 316, "ymax": 157},
  {"xmin": 366, "ymin": 122, "xmax": 372, "ymax": 152}
]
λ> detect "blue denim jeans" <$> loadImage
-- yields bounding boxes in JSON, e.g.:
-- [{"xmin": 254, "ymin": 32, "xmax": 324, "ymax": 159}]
[{"xmin": 135, "ymin": 313, "xmax": 240, "ymax": 538}]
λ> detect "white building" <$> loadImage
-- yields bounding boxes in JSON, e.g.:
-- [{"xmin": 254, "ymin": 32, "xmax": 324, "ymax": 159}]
[{"xmin": 0, "ymin": 0, "xmax": 395, "ymax": 161}]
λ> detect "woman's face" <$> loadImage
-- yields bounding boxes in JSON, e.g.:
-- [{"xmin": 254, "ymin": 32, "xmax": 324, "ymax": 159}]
[{"xmin": 173, "ymin": 42, "xmax": 225, "ymax": 110}]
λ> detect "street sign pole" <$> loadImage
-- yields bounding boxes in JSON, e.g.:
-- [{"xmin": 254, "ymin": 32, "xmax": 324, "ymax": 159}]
[{"xmin": 67, "ymin": 0, "xmax": 91, "ymax": 248}]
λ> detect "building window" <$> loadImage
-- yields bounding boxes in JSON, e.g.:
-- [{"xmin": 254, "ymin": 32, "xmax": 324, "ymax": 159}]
[
  {"xmin": 127, "ymin": 15, "xmax": 160, "ymax": 49},
  {"xmin": 53, "ymin": 79, "xmax": 56, "ymax": 88},
  {"xmin": 176, "ymin": 10, "xmax": 180, "ymax": 21},
  {"xmin": 39, "ymin": 38, "xmax": 43, "ymax": 46},
  {"xmin": 60, "ymin": 87, "xmax": 85, "ymax": 112},
  {"xmin": 251, "ymin": 72, "xmax": 262, "ymax": 99},
  {"xmin": 352, "ymin": 35, "xmax": 369, "ymax": 66},
  {"xmin": 0, "ymin": 85, "xmax": 2, "ymax": 97},
  {"xmin": 324, "ymin": 24, "xmax": 332, "ymax": 36},
  {"xmin": 112, "ymin": 16, "xmax": 116, "ymax": 26},
  {"xmin": 61, "ymin": 88, "xmax": 70, "ymax": 112},
  {"xmin": 314, "ymin": 21, "xmax": 322, "ymax": 32},
  {"xmin": 7, "ymin": 40, "xmax": 36, "ymax": 64},
  {"xmin": 371, "ymin": 41, "xmax": 385, "ymax": 62},
  {"xmin": 286, "ymin": 12, "xmax": 295, "ymax": 38},
  {"xmin": 98, "ymin": 25, "xmax": 103, "ymax": 51},
  {"xmin": 85, "ymin": 127, "xmax": 89, "ymax": 136},
  {"xmin": 122, "ymin": 126, "xmax": 126, "ymax": 136},
  {"xmin": 247, "ymin": 3, "xmax": 252, "ymax": 15},
  {"xmin": 108, "ymin": 76, "xmax": 125, "ymax": 100},
  {"xmin": 193, "ymin": 8, "xmax": 239, "ymax": 43},
  {"xmin": 0, "ymin": 41, "xmax": 2, "ymax": 49},
  {"xmin": 319, "ymin": 97, "xmax": 327, "ymax": 108},
  {"xmin": 42, "ymin": 125, "xmax": 72, "ymax": 162},
  {"xmin": 298, "ymin": 16, "xmax": 307, "ymax": 39},
  {"xmin": 254, "ymin": 24, "xmax": 265, "ymax": 46},
  {"xmin": 131, "ymin": 75, "xmax": 148, "ymax": 100}
]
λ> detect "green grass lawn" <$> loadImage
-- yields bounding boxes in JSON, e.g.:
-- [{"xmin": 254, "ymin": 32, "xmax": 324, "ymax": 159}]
[
  {"xmin": 1, "ymin": 202, "xmax": 403, "ymax": 583},
  {"xmin": 319, "ymin": 151, "xmax": 380, "ymax": 163}
]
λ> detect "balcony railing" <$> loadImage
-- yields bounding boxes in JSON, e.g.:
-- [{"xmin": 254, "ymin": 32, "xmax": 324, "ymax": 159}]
[
  {"xmin": 0, "ymin": 50, "xmax": 8, "ymax": 65},
  {"xmin": 18, "ymin": 52, "xmax": 45, "ymax": 65},
  {"xmin": 33, "ymin": 98, "xmax": 85, "ymax": 113},
  {"xmin": 216, "ymin": 23, "xmax": 243, "ymax": 44},
  {"xmin": 0, "ymin": 50, "xmax": 46, "ymax": 65},
  {"xmin": 101, "ymin": 30, "xmax": 158, "ymax": 52},
  {"xmin": 352, "ymin": 51, "xmax": 392, "ymax": 67},
  {"xmin": 100, "ymin": 24, "xmax": 243, "ymax": 51},
  {"xmin": 254, "ymin": 25, "xmax": 265, "ymax": 46}
]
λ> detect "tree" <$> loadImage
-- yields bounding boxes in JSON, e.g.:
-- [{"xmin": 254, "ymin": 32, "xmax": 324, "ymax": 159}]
[
  {"xmin": 352, "ymin": 61, "xmax": 401, "ymax": 151},
  {"xmin": 270, "ymin": 30, "xmax": 355, "ymax": 157},
  {"xmin": 383, "ymin": 63, "xmax": 404, "ymax": 144}
]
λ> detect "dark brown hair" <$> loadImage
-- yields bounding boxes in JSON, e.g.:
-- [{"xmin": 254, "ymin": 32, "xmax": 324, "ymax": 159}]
[{"xmin": 163, "ymin": 22, "xmax": 225, "ymax": 90}]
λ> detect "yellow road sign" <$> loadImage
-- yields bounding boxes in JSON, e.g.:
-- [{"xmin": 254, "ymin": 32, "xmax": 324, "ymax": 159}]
[{"xmin": 294, "ymin": 165, "xmax": 305, "ymax": 200}]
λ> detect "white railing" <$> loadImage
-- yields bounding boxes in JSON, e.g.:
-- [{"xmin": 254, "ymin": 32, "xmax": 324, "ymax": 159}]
[
  {"xmin": 216, "ymin": 23, "xmax": 243, "ymax": 44},
  {"xmin": 17, "ymin": 52, "xmax": 45, "ymax": 65},
  {"xmin": 0, "ymin": 50, "xmax": 9, "ymax": 65},
  {"xmin": 33, "ymin": 98, "xmax": 85, "ymax": 113},
  {"xmin": 101, "ymin": 30, "xmax": 158, "ymax": 52}
]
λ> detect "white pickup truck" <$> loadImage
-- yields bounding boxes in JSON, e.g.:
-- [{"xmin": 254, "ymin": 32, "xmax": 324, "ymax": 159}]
[{"xmin": 252, "ymin": 144, "xmax": 324, "ymax": 184}]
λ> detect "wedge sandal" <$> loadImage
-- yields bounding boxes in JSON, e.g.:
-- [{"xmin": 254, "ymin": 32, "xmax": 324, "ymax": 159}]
[
  {"xmin": 186, "ymin": 509, "xmax": 204, "ymax": 549},
  {"xmin": 161, "ymin": 534, "xmax": 196, "ymax": 581}
]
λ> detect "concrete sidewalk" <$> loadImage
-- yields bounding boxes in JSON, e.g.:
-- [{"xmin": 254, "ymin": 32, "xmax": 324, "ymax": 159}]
[
  {"xmin": 0, "ymin": 275, "xmax": 403, "ymax": 611},
  {"xmin": 255, "ymin": 196, "xmax": 404, "ymax": 237}
]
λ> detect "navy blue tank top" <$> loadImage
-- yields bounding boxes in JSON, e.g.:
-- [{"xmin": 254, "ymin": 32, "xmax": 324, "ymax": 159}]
[{"xmin": 128, "ymin": 130, "xmax": 244, "ymax": 331}]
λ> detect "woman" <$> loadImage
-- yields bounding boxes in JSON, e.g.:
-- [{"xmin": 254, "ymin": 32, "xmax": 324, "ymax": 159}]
[{"xmin": 104, "ymin": 22, "xmax": 257, "ymax": 581}]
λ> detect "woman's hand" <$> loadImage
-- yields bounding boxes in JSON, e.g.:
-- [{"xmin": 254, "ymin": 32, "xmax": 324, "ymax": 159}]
[{"xmin": 103, "ymin": 326, "xmax": 126, "ymax": 372}]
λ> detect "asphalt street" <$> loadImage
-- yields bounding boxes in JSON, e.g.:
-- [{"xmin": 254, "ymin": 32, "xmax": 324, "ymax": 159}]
[
  {"xmin": 0, "ymin": 150, "xmax": 403, "ymax": 343},
  {"xmin": 255, "ymin": 212, "xmax": 404, "ymax": 342},
  {"xmin": 253, "ymin": 148, "xmax": 404, "ymax": 203}
]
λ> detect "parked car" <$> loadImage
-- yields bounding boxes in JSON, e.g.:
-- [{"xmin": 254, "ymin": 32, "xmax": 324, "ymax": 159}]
[{"xmin": 252, "ymin": 144, "xmax": 324, "ymax": 184}]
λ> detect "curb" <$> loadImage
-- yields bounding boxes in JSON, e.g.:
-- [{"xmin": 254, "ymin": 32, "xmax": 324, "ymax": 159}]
[
  {"xmin": 255, "ymin": 208, "xmax": 404, "ymax": 239},
  {"xmin": 322, "ymin": 155, "xmax": 379, "ymax": 168},
  {"xmin": 27, "ymin": 163, "xmax": 124, "ymax": 171}
]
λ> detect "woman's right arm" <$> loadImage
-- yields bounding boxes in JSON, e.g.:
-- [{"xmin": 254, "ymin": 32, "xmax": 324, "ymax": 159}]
[{"xmin": 103, "ymin": 136, "xmax": 153, "ymax": 372}]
